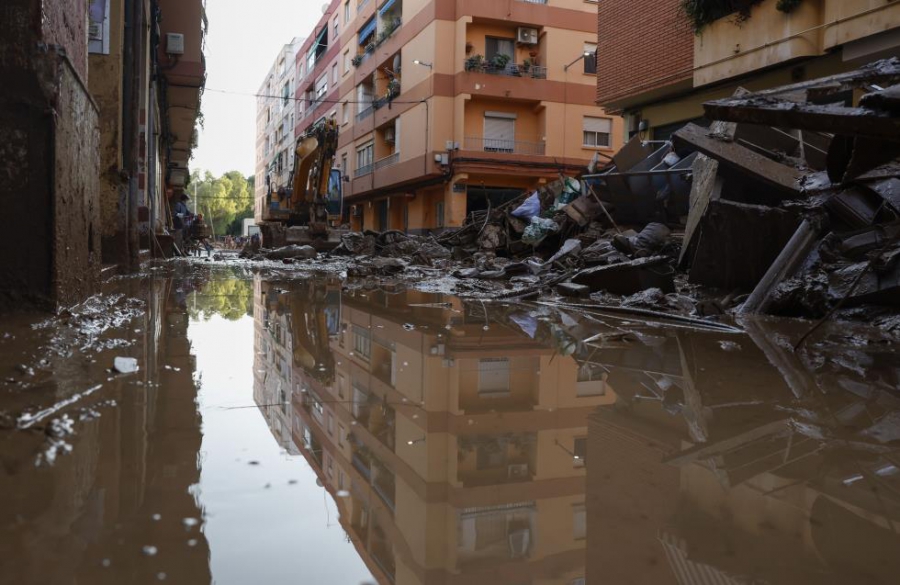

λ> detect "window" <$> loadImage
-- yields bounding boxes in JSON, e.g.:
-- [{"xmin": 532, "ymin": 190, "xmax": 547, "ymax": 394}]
[
  {"xmin": 306, "ymin": 47, "xmax": 316, "ymax": 74},
  {"xmin": 341, "ymin": 153, "xmax": 348, "ymax": 174},
  {"xmin": 315, "ymin": 73, "xmax": 328, "ymax": 103},
  {"xmin": 573, "ymin": 438, "xmax": 587, "ymax": 467},
  {"xmin": 332, "ymin": 63, "xmax": 338, "ymax": 84},
  {"xmin": 483, "ymin": 112, "xmax": 516, "ymax": 153},
  {"xmin": 356, "ymin": 142, "xmax": 374, "ymax": 175},
  {"xmin": 478, "ymin": 358, "xmax": 510, "ymax": 397},
  {"xmin": 327, "ymin": 413, "xmax": 334, "ymax": 435},
  {"xmin": 583, "ymin": 117, "xmax": 611, "ymax": 148},
  {"xmin": 572, "ymin": 503, "xmax": 586, "ymax": 540},
  {"xmin": 338, "ymin": 424, "xmax": 346, "ymax": 446},
  {"xmin": 583, "ymin": 43, "xmax": 597, "ymax": 75},
  {"xmin": 485, "ymin": 36, "xmax": 515, "ymax": 63},
  {"xmin": 282, "ymin": 82, "xmax": 290, "ymax": 107},
  {"xmin": 344, "ymin": 0, "xmax": 350, "ymax": 24},
  {"xmin": 342, "ymin": 103, "xmax": 349, "ymax": 125},
  {"xmin": 435, "ymin": 201, "xmax": 444, "ymax": 228},
  {"xmin": 343, "ymin": 50, "xmax": 351, "ymax": 75},
  {"xmin": 334, "ymin": 17, "xmax": 340, "ymax": 39},
  {"xmin": 576, "ymin": 363, "xmax": 607, "ymax": 397},
  {"xmin": 353, "ymin": 324, "xmax": 371, "ymax": 358}
]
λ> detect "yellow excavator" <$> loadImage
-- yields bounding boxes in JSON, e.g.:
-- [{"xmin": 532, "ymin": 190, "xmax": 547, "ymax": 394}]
[{"xmin": 259, "ymin": 118, "xmax": 344, "ymax": 249}]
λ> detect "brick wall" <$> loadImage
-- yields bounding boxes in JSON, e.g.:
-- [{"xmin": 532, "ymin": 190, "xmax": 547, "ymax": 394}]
[
  {"xmin": 596, "ymin": 0, "xmax": 694, "ymax": 107},
  {"xmin": 42, "ymin": 0, "xmax": 89, "ymax": 81}
]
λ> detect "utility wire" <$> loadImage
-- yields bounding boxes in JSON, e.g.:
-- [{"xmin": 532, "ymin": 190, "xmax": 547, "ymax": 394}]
[{"xmin": 205, "ymin": 87, "xmax": 427, "ymax": 106}]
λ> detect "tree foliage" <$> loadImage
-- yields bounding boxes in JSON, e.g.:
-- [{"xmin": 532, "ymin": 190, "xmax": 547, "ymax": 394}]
[
  {"xmin": 188, "ymin": 278, "xmax": 253, "ymax": 322},
  {"xmin": 188, "ymin": 169, "xmax": 254, "ymax": 235}
]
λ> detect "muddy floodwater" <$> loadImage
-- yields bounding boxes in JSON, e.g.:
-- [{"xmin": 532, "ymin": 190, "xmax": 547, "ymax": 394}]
[{"xmin": 2, "ymin": 264, "xmax": 900, "ymax": 584}]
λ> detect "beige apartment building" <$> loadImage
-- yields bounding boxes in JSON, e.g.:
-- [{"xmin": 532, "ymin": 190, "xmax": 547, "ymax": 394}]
[
  {"xmin": 253, "ymin": 279, "xmax": 615, "ymax": 584},
  {"xmin": 254, "ymin": 37, "xmax": 304, "ymax": 220},
  {"xmin": 596, "ymin": 0, "xmax": 900, "ymax": 140},
  {"xmin": 257, "ymin": 0, "xmax": 623, "ymax": 233}
]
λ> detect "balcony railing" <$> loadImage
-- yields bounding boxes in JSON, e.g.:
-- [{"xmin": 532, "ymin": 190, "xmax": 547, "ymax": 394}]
[
  {"xmin": 464, "ymin": 136, "xmax": 546, "ymax": 156},
  {"xmin": 517, "ymin": 0, "xmax": 548, "ymax": 4},
  {"xmin": 373, "ymin": 152, "xmax": 399, "ymax": 171},
  {"xmin": 357, "ymin": 104, "xmax": 373, "ymax": 122},
  {"xmin": 463, "ymin": 60, "xmax": 547, "ymax": 80},
  {"xmin": 356, "ymin": 162, "xmax": 374, "ymax": 177}
]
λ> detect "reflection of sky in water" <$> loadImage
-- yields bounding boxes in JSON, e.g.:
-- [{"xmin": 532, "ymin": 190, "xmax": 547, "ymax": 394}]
[{"xmin": 190, "ymin": 314, "xmax": 372, "ymax": 585}]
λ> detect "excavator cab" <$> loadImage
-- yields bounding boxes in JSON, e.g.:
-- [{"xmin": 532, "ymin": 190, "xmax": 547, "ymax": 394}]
[{"xmin": 259, "ymin": 119, "xmax": 345, "ymax": 248}]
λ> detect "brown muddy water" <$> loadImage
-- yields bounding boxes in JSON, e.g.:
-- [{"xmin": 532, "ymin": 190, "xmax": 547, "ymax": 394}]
[{"xmin": 2, "ymin": 262, "xmax": 900, "ymax": 584}]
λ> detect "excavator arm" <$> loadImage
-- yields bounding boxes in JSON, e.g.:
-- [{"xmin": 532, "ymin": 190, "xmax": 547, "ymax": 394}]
[{"xmin": 290, "ymin": 119, "xmax": 340, "ymax": 235}]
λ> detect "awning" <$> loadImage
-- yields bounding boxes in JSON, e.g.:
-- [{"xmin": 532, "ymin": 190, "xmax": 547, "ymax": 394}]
[
  {"xmin": 378, "ymin": 0, "xmax": 397, "ymax": 16},
  {"xmin": 314, "ymin": 26, "xmax": 327, "ymax": 51},
  {"xmin": 358, "ymin": 18, "xmax": 376, "ymax": 44}
]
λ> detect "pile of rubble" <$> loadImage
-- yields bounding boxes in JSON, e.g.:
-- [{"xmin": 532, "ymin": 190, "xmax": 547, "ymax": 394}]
[{"xmin": 245, "ymin": 59, "xmax": 900, "ymax": 334}]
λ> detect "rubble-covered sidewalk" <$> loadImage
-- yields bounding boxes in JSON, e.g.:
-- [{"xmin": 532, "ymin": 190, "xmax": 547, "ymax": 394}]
[{"xmin": 236, "ymin": 58, "xmax": 900, "ymax": 340}]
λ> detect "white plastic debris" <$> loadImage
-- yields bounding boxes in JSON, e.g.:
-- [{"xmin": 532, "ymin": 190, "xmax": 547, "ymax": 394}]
[{"xmin": 113, "ymin": 357, "xmax": 139, "ymax": 374}]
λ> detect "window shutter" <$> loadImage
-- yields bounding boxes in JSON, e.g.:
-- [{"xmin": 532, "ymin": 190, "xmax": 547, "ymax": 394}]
[
  {"xmin": 484, "ymin": 113, "xmax": 516, "ymax": 152},
  {"xmin": 583, "ymin": 117, "xmax": 611, "ymax": 134}
]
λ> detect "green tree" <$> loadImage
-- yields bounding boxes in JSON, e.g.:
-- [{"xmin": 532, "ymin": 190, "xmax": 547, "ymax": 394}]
[
  {"xmin": 188, "ymin": 278, "xmax": 253, "ymax": 321},
  {"xmin": 188, "ymin": 169, "xmax": 254, "ymax": 235}
]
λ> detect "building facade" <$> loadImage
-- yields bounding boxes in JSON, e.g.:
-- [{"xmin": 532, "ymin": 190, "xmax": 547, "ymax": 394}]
[
  {"xmin": 254, "ymin": 37, "xmax": 305, "ymax": 221},
  {"xmin": 0, "ymin": 0, "xmax": 205, "ymax": 309},
  {"xmin": 596, "ymin": 0, "xmax": 900, "ymax": 140},
  {"xmin": 253, "ymin": 279, "xmax": 613, "ymax": 584},
  {"xmin": 254, "ymin": 0, "xmax": 623, "ymax": 234}
]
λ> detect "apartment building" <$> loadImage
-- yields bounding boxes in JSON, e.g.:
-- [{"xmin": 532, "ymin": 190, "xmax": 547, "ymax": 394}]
[
  {"xmin": 254, "ymin": 37, "xmax": 305, "ymax": 220},
  {"xmin": 273, "ymin": 0, "xmax": 622, "ymax": 234},
  {"xmin": 596, "ymin": 0, "xmax": 900, "ymax": 140},
  {"xmin": 253, "ymin": 280, "xmax": 614, "ymax": 584}
]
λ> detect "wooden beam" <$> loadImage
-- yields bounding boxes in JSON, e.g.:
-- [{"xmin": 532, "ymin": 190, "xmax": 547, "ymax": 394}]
[
  {"xmin": 673, "ymin": 123, "xmax": 804, "ymax": 195},
  {"xmin": 703, "ymin": 100, "xmax": 900, "ymax": 141}
]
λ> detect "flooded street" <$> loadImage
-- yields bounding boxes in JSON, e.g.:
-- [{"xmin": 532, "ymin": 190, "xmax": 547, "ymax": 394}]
[{"xmin": 2, "ymin": 264, "xmax": 900, "ymax": 584}]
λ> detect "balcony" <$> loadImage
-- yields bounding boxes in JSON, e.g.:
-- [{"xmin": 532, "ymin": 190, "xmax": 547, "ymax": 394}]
[
  {"xmin": 463, "ymin": 58, "xmax": 547, "ymax": 80},
  {"xmin": 357, "ymin": 162, "xmax": 374, "ymax": 177},
  {"xmin": 357, "ymin": 105, "xmax": 373, "ymax": 122},
  {"xmin": 464, "ymin": 136, "xmax": 546, "ymax": 156},
  {"xmin": 516, "ymin": 0, "xmax": 548, "ymax": 4},
  {"xmin": 373, "ymin": 152, "xmax": 399, "ymax": 171}
]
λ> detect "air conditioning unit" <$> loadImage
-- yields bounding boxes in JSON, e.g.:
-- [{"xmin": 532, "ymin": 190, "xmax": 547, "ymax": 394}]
[
  {"xmin": 166, "ymin": 33, "xmax": 185, "ymax": 55},
  {"xmin": 384, "ymin": 127, "xmax": 396, "ymax": 144},
  {"xmin": 517, "ymin": 27, "xmax": 538, "ymax": 45}
]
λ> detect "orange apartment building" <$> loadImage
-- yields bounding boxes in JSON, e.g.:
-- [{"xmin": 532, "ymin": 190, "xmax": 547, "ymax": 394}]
[
  {"xmin": 596, "ymin": 0, "xmax": 900, "ymax": 140},
  {"xmin": 253, "ymin": 279, "xmax": 616, "ymax": 584},
  {"xmin": 257, "ymin": 0, "xmax": 623, "ymax": 234}
]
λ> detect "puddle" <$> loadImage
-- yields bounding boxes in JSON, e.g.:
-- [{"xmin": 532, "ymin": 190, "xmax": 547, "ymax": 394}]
[{"xmin": 2, "ymin": 265, "xmax": 900, "ymax": 584}]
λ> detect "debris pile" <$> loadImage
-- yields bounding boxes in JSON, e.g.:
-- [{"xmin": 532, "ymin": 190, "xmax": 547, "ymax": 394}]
[{"xmin": 240, "ymin": 59, "xmax": 900, "ymax": 334}]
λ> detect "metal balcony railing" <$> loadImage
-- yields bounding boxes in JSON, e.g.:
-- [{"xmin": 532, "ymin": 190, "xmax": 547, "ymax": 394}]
[
  {"xmin": 356, "ymin": 162, "xmax": 374, "ymax": 177},
  {"xmin": 356, "ymin": 104, "xmax": 373, "ymax": 122},
  {"xmin": 517, "ymin": 0, "xmax": 548, "ymax": 4},
  {"xmin": 463, "ymin": 61, "xmax": 547, "ymax": 79},
  {"xmin": 464, "ymin": 136, "xmax": 546, "ymax": 156},
  {"xmin": 373, "ymin": 152, "xmax": 399, "ymax": 171}
]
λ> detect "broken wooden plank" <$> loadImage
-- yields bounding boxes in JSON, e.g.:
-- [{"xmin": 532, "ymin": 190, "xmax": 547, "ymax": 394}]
[
  {"xmin": 739, "ymin": 217, "xmax": 826, "ymax": 315},
  {"xmin": 678, "ymin": 154, "xmax": 721, "ymax": 269},
  {"xmin": 702, "ymin": 99, "xmax": 900, "ymax": 141},
  {"xmin": 673, "ymin": 123, "xmax": 804, "ymax": 196}
]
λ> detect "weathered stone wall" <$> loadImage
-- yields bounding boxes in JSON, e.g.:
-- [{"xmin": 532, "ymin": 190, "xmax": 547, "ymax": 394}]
[
  {"xmin": 53, "ymin": 55, "xmax": 102, "ymax": 307},
  {"xmin": 0, "ymin": 0, "xmax": 100, "ymax": 310},
  {"xmin": 89, "ymin": 0, "xmax": 126, "ymax": 253},
  {"xmin": 41, "ymin": 0, "xmax": 90, "ymax": 81}
]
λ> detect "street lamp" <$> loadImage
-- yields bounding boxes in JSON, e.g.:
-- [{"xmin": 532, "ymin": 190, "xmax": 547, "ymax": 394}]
[
  {"xmin": 563, "ymin": 51, "xmax": 593, "ymax": 72},
  {"xmin": 413, "ymin": 60, "xmax": 432, "ymax": 69}
]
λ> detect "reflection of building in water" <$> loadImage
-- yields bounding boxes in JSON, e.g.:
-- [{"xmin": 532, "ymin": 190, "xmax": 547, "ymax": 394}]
[
  {"xmin": 253, "ymin": 281, "xmax": 613, "ymax": 584},
  {"xmin": 0, "ymin": 272, "xmax": 211, "ymax": 584},
  {"xmin": 584, "ymin": 323, "xmax": 900, "ymax": 585}
]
